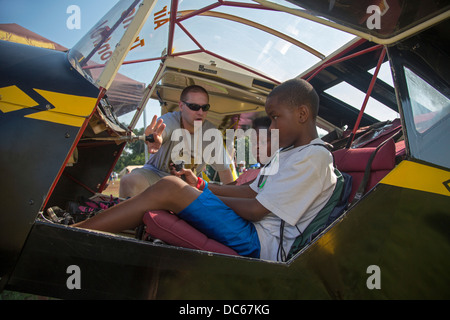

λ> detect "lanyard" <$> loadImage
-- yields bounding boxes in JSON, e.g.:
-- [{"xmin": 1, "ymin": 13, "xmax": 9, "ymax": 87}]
[{"xmin": 257, "ymin": 147, "xmax": 287, "ymax": 189}]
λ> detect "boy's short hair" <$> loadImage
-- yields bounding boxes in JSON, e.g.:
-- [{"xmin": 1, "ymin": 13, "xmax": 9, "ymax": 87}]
[
  {"xmin": 180, "ymin": 85, "xmax": 209, "ymax": 101},
  {"xmin": 268, "ymin": 78, "xmax": 319, "ymax": 119}
]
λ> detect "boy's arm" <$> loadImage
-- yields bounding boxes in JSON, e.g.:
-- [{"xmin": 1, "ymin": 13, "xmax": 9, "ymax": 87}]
[
  {"xmin": 217, "ymin": 196, "xmax": 269, "ymax": 222},
  {"xmin": 172, "ymin": 167, "xmax": 257, "ymax": 198},
  {"xmin": 174, "ymin": 169, "xmax": 268, "ymax": 220},
  {"xmin": 208, "ymin": 183, "xmax": 256, "ymax": 198}
]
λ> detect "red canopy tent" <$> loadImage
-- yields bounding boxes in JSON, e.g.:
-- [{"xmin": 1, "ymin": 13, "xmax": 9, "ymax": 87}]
[{"xmin": 0, "ymin": 23, "xmax": 68, "ymax": 51}]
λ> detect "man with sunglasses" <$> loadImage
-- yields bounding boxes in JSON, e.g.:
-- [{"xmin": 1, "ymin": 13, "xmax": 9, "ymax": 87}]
[{"xmin": 119, "ymin": 85, "xmax": 234, "ymax": 198}]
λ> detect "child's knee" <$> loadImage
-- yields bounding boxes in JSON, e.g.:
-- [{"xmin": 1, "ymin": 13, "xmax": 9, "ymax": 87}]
[{"xmin": 158, "ymin": 175, "xmax": 185, "ymax": 190}]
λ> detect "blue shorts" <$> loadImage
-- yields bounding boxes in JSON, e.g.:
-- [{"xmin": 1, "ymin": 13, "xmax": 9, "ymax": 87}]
[{"xmin": 178, "ymin": 186, "xmax": 261, "ymax": 258}]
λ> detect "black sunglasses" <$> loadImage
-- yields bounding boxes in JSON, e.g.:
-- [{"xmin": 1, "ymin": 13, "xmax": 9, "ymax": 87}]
[{"xmin": 182, "ymin": 101, "xmax": 210, "ymax": 112}]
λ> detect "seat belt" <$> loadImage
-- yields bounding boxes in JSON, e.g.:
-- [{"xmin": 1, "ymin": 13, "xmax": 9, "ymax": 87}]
[{"xmin": 350, "ymin": 130, "xmax": 402, "ymax": 206}]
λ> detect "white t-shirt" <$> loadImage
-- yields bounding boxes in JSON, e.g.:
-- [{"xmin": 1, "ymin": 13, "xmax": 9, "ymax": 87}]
[{"xmin": 249, "ymin": 138, "xmax": 337, "ymax": 261}]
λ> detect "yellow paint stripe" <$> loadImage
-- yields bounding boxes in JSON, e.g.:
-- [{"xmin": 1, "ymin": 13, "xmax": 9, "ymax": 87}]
[
  {"xmin": 33, "ymin": 89, "xmax": 96, "ymax": 117},
  {"xmin": 26, "ymin": 111, "xmax": 86, "ymax": 127},
  {"xmin": 25, "ymin": 89, "xmax": 97, "ymax": 127},
  {"xmin": 0, "ymin": 85, "xmax": 38, "ymax": 113},
  {"xmin": 381, "ymin": 160, "xmax": 450, "ymax": 197},
  {"xmin": 0, "ymin": 31, "xmax": 56, "ymax": 50}
]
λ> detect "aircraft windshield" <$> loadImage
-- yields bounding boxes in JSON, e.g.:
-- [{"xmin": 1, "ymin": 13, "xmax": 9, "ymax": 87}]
[
  {"xmin": 403, "ymin": 66, "xmax": 450, "ymax": 168},
  {"xmin": 68, "ymin": 0, "xmax": 144, "ymax": 84},
  {"xmin": 122, "ymin": 0, "xmax": 356, "ymax": 81},
  {"xmin": 68, "ymin": 0, "xmax": 362, "ymax": 128}
]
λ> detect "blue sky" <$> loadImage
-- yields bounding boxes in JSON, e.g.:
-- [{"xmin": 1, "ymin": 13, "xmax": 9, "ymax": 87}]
[
  {"xmin": 0, "ymin": 0, "xmax": 399, "ymax": 127},
  {"xmin": 0, "ymin": 0, "xmax": 161, "ymax": 127},
  {"xmin": 0, "ymin": 0, "xmax": 118, "ymax": 49}
]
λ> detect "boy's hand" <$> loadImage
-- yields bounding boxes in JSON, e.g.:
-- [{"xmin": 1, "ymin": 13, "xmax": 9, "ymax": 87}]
[
  {"xmin": 144, "ymin": 115, "xmax": 165, "ymax": 154},
  {"xmin": 169, "ymin": 163, "xmax": 198, "ymax": 187}
]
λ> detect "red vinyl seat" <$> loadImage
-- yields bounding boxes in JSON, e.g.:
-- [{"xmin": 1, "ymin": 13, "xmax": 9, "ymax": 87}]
[
  {"xmin": 142, "ymin": 210, "xmax": 239, "ymax": 256},
  {"xmin": 395, "ymin": 140, "xmax": 406, "ymax": 159},
  {"xmin": 333, "ymin": 138, "xmax": 396, "ymax": 202}
]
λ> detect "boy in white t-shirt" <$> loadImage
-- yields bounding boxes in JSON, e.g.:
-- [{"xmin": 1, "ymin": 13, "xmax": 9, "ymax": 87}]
[{"xmin": 74, "ymin": 79, "xmax": 337, "ymax": 261}]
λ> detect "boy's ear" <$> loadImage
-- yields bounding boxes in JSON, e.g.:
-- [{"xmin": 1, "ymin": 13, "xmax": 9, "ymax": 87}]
[{"xmin": 297, "ymin": 105, "xmax": 310, "ymax": 123}]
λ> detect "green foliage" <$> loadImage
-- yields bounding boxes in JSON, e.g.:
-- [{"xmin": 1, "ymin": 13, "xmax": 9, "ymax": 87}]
[{"xmin": 113, "ymin": 127, "xmax": 146, "ymax": 173}]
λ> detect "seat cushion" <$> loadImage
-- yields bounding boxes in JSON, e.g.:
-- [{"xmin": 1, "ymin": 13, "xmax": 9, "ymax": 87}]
[
  {"xmin": 143, "ymin": 210, "xmax": 239, "ymax": 256},
  {"xmin": 333, "ymin": 139, "xmax": 396, "ymax": 201}
]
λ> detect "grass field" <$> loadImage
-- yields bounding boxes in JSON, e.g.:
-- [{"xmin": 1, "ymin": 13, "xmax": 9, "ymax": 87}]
[{"xmin": 103, "ymin": 179, "xmax": 120, "ymax": 197}]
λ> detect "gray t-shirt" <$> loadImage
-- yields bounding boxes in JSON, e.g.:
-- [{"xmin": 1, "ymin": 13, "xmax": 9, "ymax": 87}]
[{"xmin": 143, "ymin": 111, "xmax": 231, "ymax": 177}]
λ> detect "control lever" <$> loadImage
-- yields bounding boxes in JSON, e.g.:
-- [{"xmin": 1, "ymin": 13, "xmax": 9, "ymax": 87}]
[
  {"xmin": 81, "ymin": 134, "xmax": 155, "ymax": 143},
  {"xmin": 173, "ymin": 160, "xmax": 186, "ymax": 181}
]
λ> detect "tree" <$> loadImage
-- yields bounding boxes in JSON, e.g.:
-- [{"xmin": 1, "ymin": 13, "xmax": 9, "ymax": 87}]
[{"xmin": 114, "ymin": 127, "xmax": 146, "ymax": 173}]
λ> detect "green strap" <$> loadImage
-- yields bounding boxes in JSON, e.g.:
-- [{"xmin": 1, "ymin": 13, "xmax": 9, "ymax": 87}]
[{"xmin": 287, "ymin": 168, "xmax": 344, "ymax": 259}]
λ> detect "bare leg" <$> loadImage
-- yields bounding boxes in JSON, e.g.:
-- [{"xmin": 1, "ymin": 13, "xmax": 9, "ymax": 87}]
[
  {"xmin": 73, "ymin": 176, "xmax": 201, "ymax": 233},
  {"xmin": 119, "ymin": 172, "xmax": 150, "ymax": 198}
]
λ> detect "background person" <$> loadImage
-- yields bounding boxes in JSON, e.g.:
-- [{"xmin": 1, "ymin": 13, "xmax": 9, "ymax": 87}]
[{"xmin": 173, "ymin": 116, "xmax": 273, "ymax": 186}]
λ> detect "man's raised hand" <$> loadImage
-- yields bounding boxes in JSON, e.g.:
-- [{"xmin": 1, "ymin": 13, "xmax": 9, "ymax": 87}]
[{"xmin": 144, "ymin": 115, "xmax": 165, "ymax": 154}]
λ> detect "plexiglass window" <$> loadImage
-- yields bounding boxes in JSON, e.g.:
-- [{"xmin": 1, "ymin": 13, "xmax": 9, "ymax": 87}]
[{"xmin": 404, "ymin": 66, "xmax": 450, "ymax": 168}]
